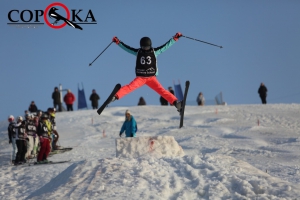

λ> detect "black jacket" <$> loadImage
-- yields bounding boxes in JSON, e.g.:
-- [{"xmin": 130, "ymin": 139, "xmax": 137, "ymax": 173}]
[
  {"xmin": 29, "ymin": 104, "xmax": 38, "ymax": 112},
  {"xmin": 160, "ymin": 96, "xmax": 168, "ymax": 105},
  {"xmin": 90, "ymin": 93, "xmax": 100, "ymax": 107},
  {"xmin": 8, "ymin": 122, "xmax": 17, "ymax": 141},
  {"xmin": 138, "ymin": 98, "xmax": 146, "ymax": 106},
  {"xmin": 52, "ymin": 91, "xmax": 61, "ymax": 104},
  {"xmin": 258, "ymin": 85, "xmax": 268, "ymax": 96}
]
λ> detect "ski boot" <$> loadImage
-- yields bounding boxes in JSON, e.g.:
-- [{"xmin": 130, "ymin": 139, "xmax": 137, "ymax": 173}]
[
  {"xmin": 173, "ymin": 100, "xmax": 182, "ymax": 113},
  {"xmin": 109, "ymin": 96, "xmax": 118, "ymax": 104}
]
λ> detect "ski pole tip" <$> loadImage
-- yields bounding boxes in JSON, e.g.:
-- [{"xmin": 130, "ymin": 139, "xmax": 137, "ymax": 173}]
[{"xmin": 89, "ymin": 63, "xmax": 92, "ymax": 66}]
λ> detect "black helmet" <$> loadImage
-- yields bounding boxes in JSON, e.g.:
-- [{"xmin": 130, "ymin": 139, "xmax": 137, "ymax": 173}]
[
  {"xmin": 140, "ymin": 37, "xmax": 152, "ymax": 47},
  {"xmin": 41, "ymin": 113, "xmax": 48, "ymax": 119}
]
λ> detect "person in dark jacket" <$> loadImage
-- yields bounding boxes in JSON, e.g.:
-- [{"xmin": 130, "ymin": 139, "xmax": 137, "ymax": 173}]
[
  {"xmin": 138, "ymin": 97, "xmax": 146, "ymax": 106},
  {"xmin": 64, "ymin": 89, "xmax": 76, "ymax": 111},
  {"xmin": 14, "ymin": 116, "xmax": 27, "ymax": 165},
  {"xmin": 168, "ymin": 87, "xmax": 175, "ymax": 105},
  {"xmin": 258, "ymin": 83, "xmax": 268, "ymax": 104},
  {"xmin": 89, "ymin": 89, "xmax": 100, "ymax": 109},
  {"xmin": 197, "ymin": 92, "xmax": 205, "ymax": 106},
  {"xmin": 52, "ymin": 87, "xmax": 62, "ymax": 112},
  {"xmin": 160, "ymin": 96, "xmax": 168, "ymax": 105},
  {"xmin": 119, "ymin": 110, "xmax": 137, "ymax": 137},
  {"xmin": 168, "ymin": 86, "xmax": 175, "ymax": 95},
  {"xmin": 28, "ymin": 101, "xmax": 38, "ymax": 113},
  {"xmin": 8, "ymin": 115, "xmax": 17, "ymax": 163}
]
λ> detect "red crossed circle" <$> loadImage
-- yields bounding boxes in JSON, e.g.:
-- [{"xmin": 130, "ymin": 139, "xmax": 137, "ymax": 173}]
[{"xmin": 44, "ymin": 2, "xmax": 70, "ymax": 29}]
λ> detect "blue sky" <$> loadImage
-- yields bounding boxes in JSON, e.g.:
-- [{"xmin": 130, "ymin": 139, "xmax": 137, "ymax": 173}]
[{"xmin": 1, "ymin": 0, "xmax": 300, "ymax": 120}]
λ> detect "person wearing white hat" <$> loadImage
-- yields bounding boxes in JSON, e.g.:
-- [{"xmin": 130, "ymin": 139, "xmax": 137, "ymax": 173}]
[
  {"xmin": 119, "ymin": 110, "xmax": 137, "ymax": 137},
  {"xmin": 14, "ymin": 116, "xmax": 27, "ymax": 165}
]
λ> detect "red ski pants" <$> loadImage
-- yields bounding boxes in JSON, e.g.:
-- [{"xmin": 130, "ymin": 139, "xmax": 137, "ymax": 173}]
[
  {"xmin": 37, "ymin": 138, "xmax": 50, "ymax": 161},
  {"xmin": 116, "ymin": 76, "xmax": 177, "ymax": 104}
]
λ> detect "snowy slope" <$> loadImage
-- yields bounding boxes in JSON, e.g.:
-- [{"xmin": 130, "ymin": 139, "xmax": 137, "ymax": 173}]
[{"xmin": 0, "ymin": 104, "xmax": 300, "ymax": 199}]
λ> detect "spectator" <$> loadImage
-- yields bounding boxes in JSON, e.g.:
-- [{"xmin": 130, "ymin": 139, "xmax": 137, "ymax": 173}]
[
  {"xmin": 258, "ymin": 82, "xmax": 268, "ymax": 104},
  {"xmin": 47, "ymin": 107, "xmax": 60, "ymax": 150},
  {"xmin": 168, "ymin": 87, "xmax": 175, "ymax": 105},
  {"xmin": 168, "ymin": 86, "xmax": 175, "ymax": 95},
  {"xmin": 52, "ymin": 87, "xmax": 62, "ymax": 112},
  {"xmin": 37, "ymin": 113, "xmax": 51, "ymax": 163},
  {"xmin": 138, "ymin": 97, "xmax": 146, "ymax": 106},
  {"xmin": 14, "ymin": 116, "xmax": 27, "ymax": 165},
  {"xmin": 28, "ymin": 101, "xmax": 38, "ymax": 113},
  {"xmin": 89, "ymin": 89, "xmax": 100, "ymax": 109},
  {"xmin": 197, "ymin": 92, "xmax": 205, "ymax": 106},
  {"xmin": 7, "ymin": 115, "xmax": 17, "ymax": 163},
  {"xmin": 64, "ymin": 89, "xmax": 76, "ymax": 111},
  {"xmin": 24, "ymin": 110, "xmax": 29, "ymax": 119},
  {"xmin": 119, "ymin": 110, "xmax": 137, "ymax": 138},
  {"xmin": 24, "ymin": 113, "xmax": 37, "ymax": 159},
  {"xmin": 160, "ymin": 96, "xmax": 168, "ymax": 106}
]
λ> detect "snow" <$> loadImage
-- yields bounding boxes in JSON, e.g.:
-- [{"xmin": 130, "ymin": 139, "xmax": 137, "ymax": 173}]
[
  {"xmin": 115, "ymin": 136, "xmax": 184, "ymax": 158},
  {"xmin": 1, "ymin": 104, "xmax": 300, "ymax": 199}
]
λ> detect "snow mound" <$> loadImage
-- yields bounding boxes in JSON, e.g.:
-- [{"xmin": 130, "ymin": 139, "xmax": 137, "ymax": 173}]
[{"xmin": 115, "ymin": 136, "xmax": 185, "ymax": 158}]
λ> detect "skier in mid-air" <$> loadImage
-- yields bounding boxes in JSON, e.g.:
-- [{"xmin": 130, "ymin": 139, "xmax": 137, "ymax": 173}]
[{"xmin": 109, "ymin": 32, "xmax": 183, "ymax": 112}]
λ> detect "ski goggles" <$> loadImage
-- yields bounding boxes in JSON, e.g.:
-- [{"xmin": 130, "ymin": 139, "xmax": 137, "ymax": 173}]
[{"xmin": 141, "ymin": 46, "xmax": 151, "ymax": 50}]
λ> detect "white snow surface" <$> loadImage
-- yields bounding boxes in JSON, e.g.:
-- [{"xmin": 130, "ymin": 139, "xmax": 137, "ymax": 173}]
[{"xmin": 0, "ymin": 104, "xmax": 300, "ymax": 200}]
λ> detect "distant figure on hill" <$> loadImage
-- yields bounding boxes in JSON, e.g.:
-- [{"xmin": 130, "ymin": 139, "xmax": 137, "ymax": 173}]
[
  {"xmin": 64, "ymin": 89, "xmax": 76, "ymax": 111},
  {"xmin": 52, "ymin": 87, "xmax": 62, "ymax": 112},
  {"xmin": 196, "ymin": 92, "xmax": 205, "ymax": 106},
  {"xmin": 160, "ymin": 96, "xmax": 168, "ymax": 106},
  {"xmin": 28, "ymin": 101, "xmax": 38, "ymax": 113},
  {"xmin": 119, "ymin": 110, "xmax": 137, "ymax": 138},
  {"xmin": 24, "ymin": 110, "xmax": 29, "ymax": 119},
  {"xmin": 258, "ymin": 83, "xmax": 268, "ymax": 104},
  {"xmin": 89, "ymin": 89, "xmax": 100, "ymax": 109},
  {"xmin": 138, "ymin": 97, "xmax": 146, "ymax": 106},
  {"xmin": 168, "ymin": 87, "xmax": 175, "ymax": 105}
]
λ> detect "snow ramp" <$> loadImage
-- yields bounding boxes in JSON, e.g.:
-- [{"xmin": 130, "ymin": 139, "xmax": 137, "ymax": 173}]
[{"xmin": 115, "ymin": 136, "xmax": 185, "ymax": 158}]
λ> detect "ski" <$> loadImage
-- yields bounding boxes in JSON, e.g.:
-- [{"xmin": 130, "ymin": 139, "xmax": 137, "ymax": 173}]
[
  {"xmin": 32, "ymin": 160, "xmax": 71, "ymax": 165},
  {"xmin": 179, "ymin": 80, "xmax": 190, "ymax": 128},
  {"xmin": 49, "ymin": 148, "xmax": 73, "ymax": 156},
  {"xmin": 97, "ymin": 83, "xmax": 121, "ymax": 115},
  {"xmin": 53, "ymin": 147, "xmax": 73, "ymax": 151}
]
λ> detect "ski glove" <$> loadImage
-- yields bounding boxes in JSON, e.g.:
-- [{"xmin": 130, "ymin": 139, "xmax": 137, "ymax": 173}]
[
  {"xmin": 112, "ymin": 36, "xmax": 120, "ymax": 45},
  {"xmin": 119, "ymin": 132, "xmax": 122, "ymax": 137},
  {"xmin": 9, "ymin": 140, "xmax": 12, "ymax": 144},
  {"xmin": 173, "ymin": 32, "xmax": 182, "ymax": 41}
]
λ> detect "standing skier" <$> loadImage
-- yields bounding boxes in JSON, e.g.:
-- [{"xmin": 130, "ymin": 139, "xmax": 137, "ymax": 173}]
[
  {"xmin": 24, "ymin": 113, "xmax": 37, "ymax": 159},
  {"xmin": 47, "ymin": 107, "xmax": 60, "ymax": 150},
  {"xmin": 110, "ymin": 32, "xmax": 183, "ymax": 112},
  {"xmin": 7, "ymin": 115, "xmax": 17, "ymax": 163},
  {"xmin": 14, "ymin": 116, "xmax": 27, "ymax": 165},
  {"xmin": 37, "ymin": 113, "xmax": 51, "ymax": 163}
]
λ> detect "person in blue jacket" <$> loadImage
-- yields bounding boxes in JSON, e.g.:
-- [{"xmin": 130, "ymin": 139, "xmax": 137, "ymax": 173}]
[{"xmin": 119, "ymin": 110, "xmax": 137, "ymax": 137}]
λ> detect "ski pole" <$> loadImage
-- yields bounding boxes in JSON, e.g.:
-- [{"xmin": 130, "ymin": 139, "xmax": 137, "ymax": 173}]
[
  {"xmin": 182, "ymin": 35, "xmax": 223, "ymax": 48},
  {"xmin": 10, "ymin": 145, "xmax": 13, "ymax": 165},
  {"xmin": 89, "ymin": 41, "xmax": 113, "ymax": 66}
]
